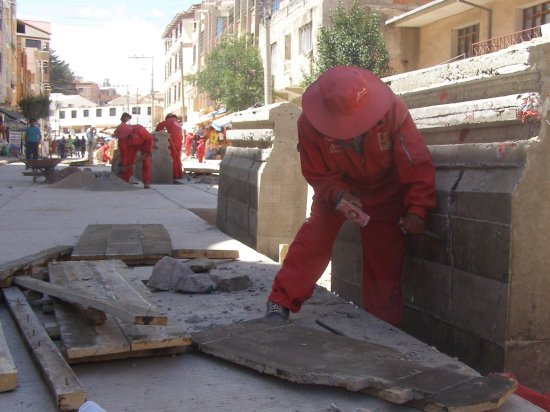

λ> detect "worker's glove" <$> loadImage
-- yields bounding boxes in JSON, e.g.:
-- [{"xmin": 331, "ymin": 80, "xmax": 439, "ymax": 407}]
[{"xmin": 398, "ymin": 214, "xmax": 425, "ymax": 235}]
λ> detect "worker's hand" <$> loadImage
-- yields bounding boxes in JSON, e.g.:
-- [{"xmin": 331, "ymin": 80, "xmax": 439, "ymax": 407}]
[
  {"xmin": 399, "ymin": 214, "xmax": 425, "ymax": 235},
  {"xmin": 340, "ymin": 191, "xmax": 362, "ymax": 208}
]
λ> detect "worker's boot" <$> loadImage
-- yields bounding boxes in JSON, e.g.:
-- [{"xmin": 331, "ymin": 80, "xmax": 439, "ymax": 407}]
[
  {"xmin": 265, "ymin": 300, "xmax": 290, "ymax": 321},
  {"xmin": 143, "ymin": 183, "xmax": 150, "ymax": 189}
]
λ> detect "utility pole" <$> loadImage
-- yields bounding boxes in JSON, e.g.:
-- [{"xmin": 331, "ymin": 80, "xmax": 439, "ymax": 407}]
[
  {"xmin": 128, "ymin": 55, "xmax": 154, "ymax": 130},
  {"xmin": 179, "ymin": 42, "xmax": 185, "ymax": 122}
]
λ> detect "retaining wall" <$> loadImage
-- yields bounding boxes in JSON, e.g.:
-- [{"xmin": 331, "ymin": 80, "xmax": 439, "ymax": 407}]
[
  {"xmin": 332, "ymin": 38, "xmax": 550, "ymax": 391},
  {"xmin": 216, "ymin": 103, "xmax": 307, "ymax": 261}
]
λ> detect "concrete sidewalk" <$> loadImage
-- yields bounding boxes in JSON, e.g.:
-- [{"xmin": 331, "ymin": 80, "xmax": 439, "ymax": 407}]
[{"xmin": 0, "ymin": 161, "xmax": 541, "ymax": 412}]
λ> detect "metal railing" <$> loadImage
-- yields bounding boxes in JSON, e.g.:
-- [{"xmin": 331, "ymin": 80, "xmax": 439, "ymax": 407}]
[{"xmin": 472, "ymin": 26, "xmax": 542, "ymax": 56}]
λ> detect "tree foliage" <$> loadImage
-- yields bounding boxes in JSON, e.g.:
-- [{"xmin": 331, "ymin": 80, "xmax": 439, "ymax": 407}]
[
  {"xmin": 190, "ymin": 35, "xmax": 264, "ymax": 112},
  {"xmin": 50, "ymin": 50, "xmax": 77, "ymax": 94},
  {"xmin": 302, "ymin": 0, "xmax": 392, "ymax": 87},
  {"xmin": 18, "ymin": 94, "xmax": 51, "ymax": 121}
]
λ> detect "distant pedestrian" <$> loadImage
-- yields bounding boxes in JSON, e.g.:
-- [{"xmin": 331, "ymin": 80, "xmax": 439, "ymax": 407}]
[
  {"xmin": 74, "ymin": 136, "xmax": 81, "ymax": 157},
  {"xmin": 58, "ymin": 137, "xmax": 67, "ymax": 158},
  {"xmin": 81, "ymin": 136, "xmax": 87, "ymax": 157},
  {"xmin": 24, "ymin": 118, "xmax": 41, "ymax": 164}
]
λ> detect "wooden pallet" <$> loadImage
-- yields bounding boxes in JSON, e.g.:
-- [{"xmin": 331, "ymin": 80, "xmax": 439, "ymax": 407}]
[
  {"xmin": 48, "ymin": 260, "xmax": 191, "ymax": 364},
  {"xmin": 0, "ymin": 320, "xmax": 17, "ymax": 392},
  {"xmin": 71, "ymin": 224, "xmax": 172, "ymax": 264},
  {"xmin": 2, "ymin": 287, "xmax": 86, "ymax": 410},
  {"xmin": 192, "ymin": 318, "xmax": 517, "ymax": 412}
]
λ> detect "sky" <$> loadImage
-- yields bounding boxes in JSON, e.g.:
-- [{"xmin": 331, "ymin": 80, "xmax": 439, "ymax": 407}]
[{"xmin": 17, "ymin": 0, "xmax": 196, "ymax": 96}]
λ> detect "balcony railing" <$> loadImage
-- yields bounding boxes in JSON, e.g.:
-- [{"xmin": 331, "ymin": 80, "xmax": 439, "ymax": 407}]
[{"xmin": 472, "ymin": 26, "xmax": 542, "ymax": 56}]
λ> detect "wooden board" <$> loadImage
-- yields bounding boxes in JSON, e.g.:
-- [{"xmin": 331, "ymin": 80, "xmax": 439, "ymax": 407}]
[
  {"xmin": 49, "ymin": 260, "xmax": 191, "ymax": 364},
  {"xmin": 71, "ymin": 224, "xmax": 172, "ymax": 264},
  {"xmin": 192, "ymin": 318, "xmax": 517, "ymax": 412},
  {"xmin": 0, "ymin": 320, "xmax": 17, "ymax": 392},
  {"xmin": 172, "ymin": 248, "xmax": 239, "ymax": 259},
  {"xmin": 0, "ymin": 245, "xmax": 73, "ymax": 287},
  {"xmin": 2, "ymin": 287, "xmax": 86, "ymax": 411}
]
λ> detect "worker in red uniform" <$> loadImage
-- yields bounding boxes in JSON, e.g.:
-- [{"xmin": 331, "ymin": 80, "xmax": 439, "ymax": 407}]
[
  {"xmin": 265, "ymin": 66, "xmax": 436, "ymax": 326},
  {"xmin": 113, "ymin": 113, "xmax": 154, "ymax": 189},
  {"xmin": 196, "ymin": 137, "xmax": 205, "ymax": 163},
  {"xmin": 155, "ymin": 113, "xmax": 184, "ymax": 179},
  {"xmin": 185, "ymin": 131, "xmax": 194, "ymax": 158}
]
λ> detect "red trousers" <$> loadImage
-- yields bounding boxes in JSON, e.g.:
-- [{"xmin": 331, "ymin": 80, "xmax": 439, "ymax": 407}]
[
  {"xmin": 119, "ymin": 139, "xmax": 153, "ymax": 184},
  {"xmin": 169, "ymin": 136, "xmax": 183, "ymax": 179},
  {"xmin": 269, "ymin": 198, "xmax": 406, "ymax": 326}
]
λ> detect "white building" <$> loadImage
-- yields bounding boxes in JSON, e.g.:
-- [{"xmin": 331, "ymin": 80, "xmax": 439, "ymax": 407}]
[{"xmin": 49, "ymin": 93, "xmax": 163, "ymax": 138}]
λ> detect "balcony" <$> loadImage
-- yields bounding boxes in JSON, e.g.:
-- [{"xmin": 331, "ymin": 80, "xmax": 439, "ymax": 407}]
[{"xmin": 472, "ymin": 26, "xmax": 545, "ymax": 56}]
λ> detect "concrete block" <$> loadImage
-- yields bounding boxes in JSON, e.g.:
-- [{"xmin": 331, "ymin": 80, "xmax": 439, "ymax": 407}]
[
  {"xmin": 401, "ymin": 257, "xmax": 452, "ymax": 320},
  {"xmin": 401, "ymin": 307, "xmax": 505, "ymax": 378},
  {"xmin": 208, "ymin": 270, "xmax": 252, "ymax": 292},
  {"xmin": 505, "ymin": 341, "xmax": 550, "ymax": 393},
  {"xmin": 450, "ymin": 269, "xmax": 508, "ymax": 343},
  {"xmin": 451, "ymin": 217, "xmax": 510, "ymax": 283},
  {"xmin": 421, "ymin": 123, "xmax": 540, "ymax": 146},
  {"xmin": 432, "ymin": 169, "xmax": 462, "ymax": 216},
  {"xmin": 454, "ymin": 168, "xmax": 523, "ymax": 223},
  {"xmin": 406, "ymin": 213, "xmax": 449, "ymax": 265}
]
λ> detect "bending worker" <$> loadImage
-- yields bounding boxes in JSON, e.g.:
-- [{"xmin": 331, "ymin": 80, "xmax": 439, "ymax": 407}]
[
  {"xmin": 265, "ymin": 66, "xmax": 436, "ymax": 326},
  {"xmin": 155, "ymin": 113, "xmax": 184, "ymax": 179},
  {"xmin": 113, "ymin": 112, "xmax": 153, "ymax": 189}
]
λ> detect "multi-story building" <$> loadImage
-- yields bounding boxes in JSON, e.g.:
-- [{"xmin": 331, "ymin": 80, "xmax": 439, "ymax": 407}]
[
  {"xmin": 385, "ymin": 0, "xmax": 550, "ymax": 72},
  {"xmin": 49, "ymin": 92, "xmax": 164, "ymax": 138},
  {"xmin": 1, "ymin": 0, "xmax": 19, "ymax": 111},
  {"xmin": 74, "ymin": 78, "xmax": 100, "ymax": 104},
  {"xmin": 16, "ymin": 19, "xmax": 51, "ymax": 97}
]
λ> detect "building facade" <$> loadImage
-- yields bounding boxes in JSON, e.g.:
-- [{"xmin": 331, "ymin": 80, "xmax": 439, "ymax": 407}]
[
  {"xmin": 16, "ymin": 19, "xmax": 51, "ymax": 97},
  {"xmin": 1, "ymin": 0, "xmax": 19, "ymax": 110},
  {"xmin": 386, "ymin": 0, "xmax": 550, "ymax": 72},
  {"xmin": 49, "ymin": 92, "xmax": 164, "ymax": 138}
]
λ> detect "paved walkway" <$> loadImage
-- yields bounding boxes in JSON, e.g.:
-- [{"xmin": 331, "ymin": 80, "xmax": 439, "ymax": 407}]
[{"xmin": 0, "ymin": 160, "xmax": 539, "ymax": 412}]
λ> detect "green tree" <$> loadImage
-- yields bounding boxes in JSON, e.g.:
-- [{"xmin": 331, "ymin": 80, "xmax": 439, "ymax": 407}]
[
  {"xmin": 18, "ymin": 94, "xmax": 51, "ymax": 122},
  {"xmin": 191, "ymin": 35, "xmax": 264, "ymax": 112},
  {"xmin": 50, "ymin": 50, "xmax": 77, "ymax": 94},
  {"xmin": 302, "ymin": 0, "xmax": 392, "ymax": 87}
]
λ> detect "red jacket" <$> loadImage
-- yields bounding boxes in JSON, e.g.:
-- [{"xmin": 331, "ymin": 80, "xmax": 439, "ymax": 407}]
[
  {"xmin": 113, "ymin": 122, "xmax": 133, "ymax": 139},
  {"xmin": 155, "ymin": 117, "xmax": 183, "ymax": 140},
  {"xmin": 298, "ymin": 95, "xmax": 435, "ymax": 219}
]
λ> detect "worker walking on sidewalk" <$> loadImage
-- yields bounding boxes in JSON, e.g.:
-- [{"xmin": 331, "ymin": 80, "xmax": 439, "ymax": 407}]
[
  {"xmin": 114, "ymin": 112, "xmax": 154, "ymax": 189},
  {"xmin": 155, "ymin": 113, "xmax": 184, "ymax": 180},
  {"xmin": 265, "ymin": 66, "xmax": 436, "ymax": 326}
]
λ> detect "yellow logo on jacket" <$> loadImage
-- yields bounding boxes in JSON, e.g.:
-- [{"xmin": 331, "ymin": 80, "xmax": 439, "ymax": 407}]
[{"xmin": 378, "ymin": 133, "xmax": 391, "ymax": 151}]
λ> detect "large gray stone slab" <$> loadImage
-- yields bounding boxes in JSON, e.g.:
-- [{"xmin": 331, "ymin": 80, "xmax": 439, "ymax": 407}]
[{"xmin": 192, "ymin": 318, "xmax": 517, "ymax": 411}]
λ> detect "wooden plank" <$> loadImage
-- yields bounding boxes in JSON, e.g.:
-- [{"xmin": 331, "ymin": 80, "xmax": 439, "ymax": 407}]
[
  {"xmin": 14, "ymin": 273, "xmax": 166, "ymax": 326},
  {"xmin": 2, "ymin": 287, "xmax": 86, "ymax": 410},
  {"xmin": 50, "ymin": 260, "xmax": 190, "ymax": 364},
  {"xmin": 192, "ymin": 318, "xmax": 517, "ymax": 412},
  {"xmin": 141, "ymin": 224, "xmax": 172, "ymax": 257},
  {"xmin": 0, "ymin": 245, "xmax": 73, "ymax": 287},
  {"xmin": 105, "ymin": 224, "xmax": 143, "ymax": 259},
  {"xmin": 71, "ymin": 224, "xmax": 111, "ymax": 260},
  {"xmin": 71, "ymin": 224, "xmax": 172, "ymax": 264},
  {"xmin": 0, "ymin": 320, "xmax": 17, "ymax": 392},
  {"xmin": 172, "ymin": 249, "xmax": 239, "ymax": 259}
]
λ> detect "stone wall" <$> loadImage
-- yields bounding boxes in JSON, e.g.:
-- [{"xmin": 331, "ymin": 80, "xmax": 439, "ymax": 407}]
[
  {"xmin": 332, "ymin": 38, "xmax": 550, "ymax": 391},
  {"xmin": 112, "ymin": 131, "xmax": 173, "ymax": 184},
  {"xmin": 216, "ymin": 102, "xmax": 307, "ymax": 261}
]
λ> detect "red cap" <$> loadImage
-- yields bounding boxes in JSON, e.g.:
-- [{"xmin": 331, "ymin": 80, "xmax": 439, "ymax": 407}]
[{"xmin": 302, "ymin": 66, "xmax": 393, "ymax": 140}]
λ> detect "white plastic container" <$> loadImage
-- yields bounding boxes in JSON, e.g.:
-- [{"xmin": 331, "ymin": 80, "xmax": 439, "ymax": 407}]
[{"xmin": 78, "ymin": 401, "xmax": 107, "ymax": 412}]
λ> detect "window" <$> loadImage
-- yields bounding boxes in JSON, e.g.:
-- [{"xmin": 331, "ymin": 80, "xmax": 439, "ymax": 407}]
[
  {"xmin": 193, "ymin": 45, "xmax": 197, "ymax": 65},
  {"xmin": 285, "ymin": 34, "xmax": 291, "ymax": 60},
  {"xmin": 199, "ymin": 30, "xmax": 205, "ymax": 54},
  {"xmin": 96, "ymin": 109, "xmax": 102, "ymax": 117},
  {"xmin": 110, "ymin": 108, "xmax": 116, "ymax": 116},
  {"xmin": 40, "ymin": 61, "xmax": 48, "ymax": 75},
  {"xmin": 523, "ymin": 2, "xmax": 550, "ymax": 30},
  {"xmin": 25, "ymin": 39, "xmax": 41, "ymax": 48},
  {"xmin": 457, "ymin": 24, "xmax": 479, "ymax": 58},
  {"xmin": 147, "ymin": 107, "xmax": 152, "ymax": 116},
  {"xmin": 272, "ymin": 0, "xmax": 280, "ymax": 13},
  {"xmin": 59, "ymin": 111, "xmax": 65, "ymax": 119},
  {"xmin": 299, "ymin": 23, "xmax": 312, "ymax": 54},
  {"xmin": 71, "ymin": 110, "xmax": 77, "ymax": 118},
  {"xmin": 217, "ymin": 17, "xmax": 223, "ymax": 36},
  {"xmin": 83, "ymin": 109, "xmax": 89, "ymax": 117},
  {"xmin": 132, "ymin": 107, "xmax": 141, "ymax": 115},
  {"xmin": 271, "ymin": 42, "xmax": 277, "ymax": 71}
]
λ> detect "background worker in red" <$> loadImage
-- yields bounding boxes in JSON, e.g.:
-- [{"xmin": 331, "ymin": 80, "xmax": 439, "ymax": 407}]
[
  {"xmin": 185, "ymin": 131, "xmax": 194, "ymax": 157},
  {"xmin": 113, "ymin": 112, "xmax": 134, "ymax": 176},
  {"xmin": 266, "ymin": 66, "xmax": 436, "ymax": 326},
  {"xmin": 119, "ymin": 124, "xmax": 154, "ymax": 188},
  {"xmin": 155, "ymin": 113, "xmax": 183, "ymax": 179},
  {"xmin": 196, "ymin": 137, "xmax": 205, "ymax": 163}
]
